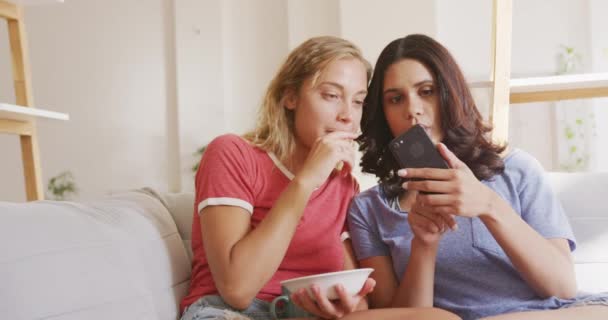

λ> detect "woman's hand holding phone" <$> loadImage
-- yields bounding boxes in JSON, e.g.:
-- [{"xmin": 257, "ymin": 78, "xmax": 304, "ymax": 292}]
[{"xmin": 400, "ymin": 143, "xmax": 496, "ymax": 220}]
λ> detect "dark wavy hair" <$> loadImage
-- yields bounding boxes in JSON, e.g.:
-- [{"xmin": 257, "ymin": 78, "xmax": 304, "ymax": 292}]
[{"xmin": 358, "ymin": 34, "xmax": 506, "ymax": 198}]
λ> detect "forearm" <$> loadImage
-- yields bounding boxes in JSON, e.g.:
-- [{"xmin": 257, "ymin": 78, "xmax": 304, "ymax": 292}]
[
  {"xmin": 481, "ymin": 195, "xmax": 577, "ymax": 298},
  {"xmin": 218, "ymin": 179, "xmax": 315, "ymax": 303},
  {"xmin": 342, "ymin": 240, "xmax": 370, "ymax": 311},
  {"xmin": 391, "ymin": 239, "xmax": 438, "ymax": 308}
]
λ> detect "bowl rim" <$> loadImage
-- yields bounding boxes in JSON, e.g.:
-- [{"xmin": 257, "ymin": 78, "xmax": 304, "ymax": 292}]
[{"xmin": 280, "ymin": 268, "xmax": 374, "ymax": 286}]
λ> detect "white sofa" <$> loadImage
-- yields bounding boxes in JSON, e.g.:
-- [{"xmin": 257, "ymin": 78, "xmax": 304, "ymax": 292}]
[{"xmin": 1, "ymin": 172, "xmax": 607, "ymax": 320}]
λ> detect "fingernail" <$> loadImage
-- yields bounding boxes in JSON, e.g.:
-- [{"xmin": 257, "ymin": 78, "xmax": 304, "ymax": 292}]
[
  {"xmin": 452, "ymin": 224, "xmax": 459, "ymax": 231},
  {"xmin": 401, "ymin": 182, "xmax": 408, "ymax": 189},
  {"xmin": 397, "ymin": 169, "xmax": 407, "ymax": 177}
]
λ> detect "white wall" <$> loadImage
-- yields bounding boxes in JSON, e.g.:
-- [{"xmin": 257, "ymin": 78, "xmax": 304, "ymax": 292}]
[
  {"xmin": 287, "ymin": 0, "xmax": 340, "ymax": 50},
  {"xmin": 220, "ymin": 0, "xmax": 288, "ymax": 135},
  {"xmin": 174, "ymin": 0, "xmax": 226, "ymax": 192},
  {"xmin": 340, "ymin": 0, "xmax": 436, "ymax": 66},
  {"xmin": 2, "ymin": 0, "xmax": 605, "ymax": 202},
  {"xmin": 175, "ymin": 0, "xmax": 289, "ymax": 192},
  {"xmin": 1, "ymin": 0, "xmax": 170, "ymax": 201}
]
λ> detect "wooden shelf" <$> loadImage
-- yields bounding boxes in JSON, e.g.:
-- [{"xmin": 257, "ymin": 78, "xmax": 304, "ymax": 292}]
[
  {"xmin": 0, "ymin": 103, "xmax": 69, "ymax": 121},
  {"xmin": 510, "ymin": 73, "xmax": 608, "ymax": 103},
  {"xmin": 470, "ymin": 73, "xmax": 608, "ymax": 104}
]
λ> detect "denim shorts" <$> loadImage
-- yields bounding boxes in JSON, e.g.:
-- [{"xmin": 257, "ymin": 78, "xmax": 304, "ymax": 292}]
[{"xmin": 181, "ymin": 295, "xmax": 275, "ymax": 320}]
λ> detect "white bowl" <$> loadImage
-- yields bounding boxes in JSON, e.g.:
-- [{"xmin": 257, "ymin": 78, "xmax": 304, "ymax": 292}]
[{"xmin": 280, "ymin": 268, "xmax": 373, "ymax": 300}]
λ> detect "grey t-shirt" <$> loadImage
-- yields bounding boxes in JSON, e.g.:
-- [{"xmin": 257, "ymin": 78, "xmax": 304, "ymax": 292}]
[{"xmin": 348, "ymin": 149, "xmax": 591, "ymax": 320}]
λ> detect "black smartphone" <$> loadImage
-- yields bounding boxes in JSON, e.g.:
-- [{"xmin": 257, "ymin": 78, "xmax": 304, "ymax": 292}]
[{"xmin": 389, "ymin": 124, "xmax": 449, "ymax": 174}]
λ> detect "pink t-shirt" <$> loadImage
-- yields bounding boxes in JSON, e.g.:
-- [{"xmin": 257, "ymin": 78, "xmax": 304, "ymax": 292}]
[{"xmin": 180, "ymin": 134, "xmax": 359, "ymax": 311}]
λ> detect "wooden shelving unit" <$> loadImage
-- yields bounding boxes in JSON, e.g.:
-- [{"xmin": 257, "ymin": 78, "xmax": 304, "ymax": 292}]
[
  {"xmin": 1, "ymin": 0, "xmax": 68, "ymax": 201},
  {"xmin": 471, "ymin": 73, "xmax": 608, "ymax": 104},
  {"xmin": 487, "ymin": 0, "xmax": 608, "ymax": 144}
]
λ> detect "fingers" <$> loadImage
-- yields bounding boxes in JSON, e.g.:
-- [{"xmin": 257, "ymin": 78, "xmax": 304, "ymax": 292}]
[
  {"xmin": 310, "ymin": 285, "xmax": 343, "ymax": 318},
  {"xmin": 410, "ymin": 206, "xmax": 446, "ymax": 233},
  {"xmin": 357, "ymin": 278, "xmax": 376, "ymax": 297},
  {"xmin": 299, "ymin": 280, "xmax": 373, "ymax": 319},
  {"xmin": 416, "ymin": 193, "xmax": 455, "ymax": 206},
  {"xmin": 311, "ymin": 133, "xmax": 356, "ymax": 176},
  {"xmin": 291, "ymin": 288, "xmax": 333, "ymax": 319},
  {"xmin": 334, "ymin": 284, "xmax": 358, "ymax": 314},
  {"xmin": 333, "ymin": 140, "xmax": 356, "ymax": 175},
  {"xmin": 398, "ymin": 167, "xmax": 455, "ymax": 181},
  {"xmin": 402, "ymin": 179, "xmax": 457, "ymax": 194},
  {"xmin": 438, "ymin": 212, "xmax": 458, "ymax": 231},
  {"xmin": 323, "ymin": 130, "xmax": 359, "ymax": 140},
  {"xmin": 437, "ymin": 143, "xmax": 464, "ymax": 169}
]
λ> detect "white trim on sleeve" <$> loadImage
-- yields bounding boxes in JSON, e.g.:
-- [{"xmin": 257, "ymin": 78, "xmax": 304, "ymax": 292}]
[
  {"xmin": 340, "ymin": 231, "xmax": 351, "ymax": 242},
  {"xmin": 198, "ymin": 197, "xmax": 254, "ymax": 215}
]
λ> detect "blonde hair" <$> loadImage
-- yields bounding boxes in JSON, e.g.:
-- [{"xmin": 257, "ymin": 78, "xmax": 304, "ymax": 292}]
[{"xmin": 243, "ymin": 36, "xmax": 372, "ymax": 162}]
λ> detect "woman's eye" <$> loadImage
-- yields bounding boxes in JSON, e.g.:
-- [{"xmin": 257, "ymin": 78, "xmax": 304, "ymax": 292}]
[
  {"xmin": 420, "ymin": 87, "xmax": 434, "ymax": 96},
  {"xmin": 353, "ymin": 100, "xmax": 364, "ymax": 107},
  {"xmin": 323, "ymin": 92, "xmax": 340, "ymax": 100},
  {"xmin": 389, "ymin": 95, "xmax": 403, "ymax": 104}
]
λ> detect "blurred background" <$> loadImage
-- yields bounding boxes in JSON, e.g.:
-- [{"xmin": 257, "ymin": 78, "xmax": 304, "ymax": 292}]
[{"xmin": 1, "ymin": 0, "xmax": 607, "ymax": 202}]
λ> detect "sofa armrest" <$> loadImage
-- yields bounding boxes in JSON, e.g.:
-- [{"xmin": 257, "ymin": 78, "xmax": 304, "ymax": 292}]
[{"xmin": 547, "ymin": 172, "xmax": 608, "ymax": 293}]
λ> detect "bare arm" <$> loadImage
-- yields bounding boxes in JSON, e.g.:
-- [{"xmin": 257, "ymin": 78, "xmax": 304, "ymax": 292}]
[
  {"xmin": 481, "ymin": 195, "xmax": 576, "ymax": 299},
  {"xmin": 359, "ymin": 249, "xmax": 445, "ymax": 309},
  {"xmin": 201, "ymin": 179, "xmax": 315, "ymax": 309},
  {"xmin": 391, "ymin": 239, "xmax": 438, "ymax": 307},
  {"xmin": 358, "ymin": 255, "xmax": 398, "ymax": 308},
  {"xmin": 202, "ymin": 131, "xmax": 358, "ymax": 309},
  {"xmin": 342, "ymin": 239, "xmax": 369, "ymax": 311}
]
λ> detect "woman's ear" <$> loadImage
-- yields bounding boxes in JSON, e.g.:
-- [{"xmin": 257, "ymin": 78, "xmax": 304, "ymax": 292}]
[{"xmin": 284, "ymin": 88, "xmax": 297, "ymax": 110}]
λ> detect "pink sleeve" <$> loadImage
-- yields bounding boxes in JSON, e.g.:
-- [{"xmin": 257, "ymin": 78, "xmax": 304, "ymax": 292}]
[{"xmin": 194, "ymin": 135, "xmax": 256, "ymax": 215}]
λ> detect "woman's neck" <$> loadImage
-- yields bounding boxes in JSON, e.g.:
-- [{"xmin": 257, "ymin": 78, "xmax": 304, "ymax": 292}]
[{"xmin": 285, "ymin": 142, "xmax": 310, "ymax": 175}]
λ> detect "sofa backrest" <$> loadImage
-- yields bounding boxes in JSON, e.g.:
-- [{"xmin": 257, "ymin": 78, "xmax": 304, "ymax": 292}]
[
  {"xmin": 0, "ymin": 191, "xmax": 191, "ymax": 320},
  {"xmin": 154, "ymin": 191, "xmax": 195, "ymax": 261}
]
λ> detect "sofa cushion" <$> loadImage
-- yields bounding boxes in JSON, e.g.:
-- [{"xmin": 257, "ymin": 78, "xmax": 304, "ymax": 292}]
[
  {"xmin": 0, "ymin": 191, "xmax": 191, "ymax": 320},
  {"xmin": 141, "ymin": 188, "xmax": 195, "ymax": 261},
  {"xmin": 547, "ymin": 172, "xmax": 608, "ymax": 294}
]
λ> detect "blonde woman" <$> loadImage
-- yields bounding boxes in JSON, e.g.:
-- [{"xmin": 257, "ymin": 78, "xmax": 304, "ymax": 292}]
[{"xmin": 180, "ymin": 36, "xmax": 458, "ymax": 320}]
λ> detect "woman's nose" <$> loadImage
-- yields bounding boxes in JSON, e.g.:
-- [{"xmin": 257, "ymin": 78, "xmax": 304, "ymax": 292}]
[
  {"xmin": 405, "ymin": 99, "xmax": 423, "ymax": 120},
  {"xmin": 338, "ymin": 102, "xmax": 354, "ymax": 123}
]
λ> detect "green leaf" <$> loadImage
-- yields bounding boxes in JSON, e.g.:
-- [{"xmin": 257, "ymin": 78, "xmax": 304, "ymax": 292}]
[
  {"xmin": 565, "ymin": 127, "xmax": 575, "ymax": 139},
  {"xmin": 193, "ymin": 145, "xmax": 208, "ymax": 174},
  {"xmin": 575, "ymin": 118, "xmax": 583, "ymax": 125},
  {"xmin": 570, "ymin": 146, "xmax": 577, "ymax": 154}
]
